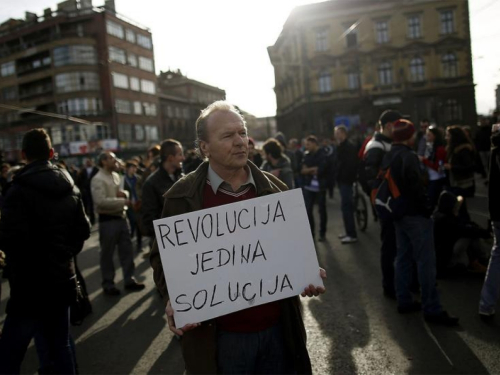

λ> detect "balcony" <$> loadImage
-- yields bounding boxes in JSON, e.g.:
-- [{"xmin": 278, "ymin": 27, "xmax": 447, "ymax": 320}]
[{"xmin": 18, "ymin": 84, "xmax": 53, "ymax": 100}]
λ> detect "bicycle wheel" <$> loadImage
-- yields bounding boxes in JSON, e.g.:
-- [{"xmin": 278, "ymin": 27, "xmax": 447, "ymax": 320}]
[{"xmin": 356, "ymin": 194, "xmax": 368, "ymax": 232}]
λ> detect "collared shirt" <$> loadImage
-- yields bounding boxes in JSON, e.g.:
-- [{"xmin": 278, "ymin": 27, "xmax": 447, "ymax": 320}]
[{"xmin": 207, "ymin": 164, "xmax": 256, "ymax": 194}]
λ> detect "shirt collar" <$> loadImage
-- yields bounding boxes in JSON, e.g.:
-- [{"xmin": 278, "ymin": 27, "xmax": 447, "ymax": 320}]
[{"xmin": 207, "ymin": 164, "xmax": 256, "ymax": 194}]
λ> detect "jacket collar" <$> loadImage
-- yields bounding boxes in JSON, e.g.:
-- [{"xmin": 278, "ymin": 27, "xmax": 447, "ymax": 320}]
[{"xmin": 166, "ymin": 160, "xmax": 279, "ymax": 199}]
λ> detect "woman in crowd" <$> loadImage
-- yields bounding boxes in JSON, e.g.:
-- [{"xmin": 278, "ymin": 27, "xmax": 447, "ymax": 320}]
[
  {"xmin": 444, "ymin": 125, "xmax": 476, "ymax": 221},
  {"xmin": 248, "ymin": 137, "xmax": 263, "ymax": 167},
  {"xmin": 419, "ymin": 126, "xmax": 447, "ymax": 209},
  {"xmin": 260, "ymin": 138, "xmax": 294, "ymax": 189}
]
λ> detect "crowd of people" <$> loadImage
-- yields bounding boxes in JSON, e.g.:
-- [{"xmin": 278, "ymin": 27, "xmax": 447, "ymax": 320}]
[{"xmin": 0, "ymin": 100, "xmax": 498, "ymax": 373}]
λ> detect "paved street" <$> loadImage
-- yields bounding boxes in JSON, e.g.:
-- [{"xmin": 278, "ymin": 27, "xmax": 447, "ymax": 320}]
[{"xmin": 1, "ymin": 180, "xmax": 499, "ymax": 374}]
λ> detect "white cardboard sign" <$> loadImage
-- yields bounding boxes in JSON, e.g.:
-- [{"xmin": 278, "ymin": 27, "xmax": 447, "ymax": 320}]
[{"xmin": 153, "ymin": 189, "xmax": 322, "ymax": 328}]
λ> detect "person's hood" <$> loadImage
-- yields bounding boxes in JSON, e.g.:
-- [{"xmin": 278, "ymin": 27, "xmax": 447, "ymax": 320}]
[
  {"xmin": 437, "ymin": 190, "xmax": 458, "ymax": 215},
  {"xmin": 14, "ymin": 160, "xmax": 75, "ymax": 197}
]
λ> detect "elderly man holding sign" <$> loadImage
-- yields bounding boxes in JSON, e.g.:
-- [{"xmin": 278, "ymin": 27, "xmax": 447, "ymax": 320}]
[{"xmin": 150, "ymin": 101, "xmax": 326, "ymax": 374}]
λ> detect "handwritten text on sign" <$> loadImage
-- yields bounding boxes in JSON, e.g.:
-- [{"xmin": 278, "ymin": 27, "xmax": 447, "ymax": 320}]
[{"xmin": 153, "ymin": 189, "xmax": 322, "ymax": 328}]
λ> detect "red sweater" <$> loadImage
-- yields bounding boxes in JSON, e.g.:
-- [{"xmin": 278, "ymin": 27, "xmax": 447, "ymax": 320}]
[
  {"xmin": 422, "ymin": 145, "xmax": 447, "ymax": 171},
  {"xmin": 202, "ymin": 181, "xmax": 281, "ymax": 332}
]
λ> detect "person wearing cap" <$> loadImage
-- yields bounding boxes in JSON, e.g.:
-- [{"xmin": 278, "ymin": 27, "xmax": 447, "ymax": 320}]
[
  {"xmin": 381, "ymin": 119, "xmax": 459, "ymax": 326},
  {"xmin": 91, "ymin": 151, "xmax": 145, "ymax": 295},
  {"xmin": 364, "ymin": 109, "xmax": 401, "ymax": 298},
  {"xmin": 123, "ymin": 160, "xmax": 143, "ymax": 252}
]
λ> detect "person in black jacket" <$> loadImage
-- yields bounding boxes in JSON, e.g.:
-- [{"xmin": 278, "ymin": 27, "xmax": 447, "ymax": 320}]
[
  {"xmin": 364, "ymin": 109, "xmax": 401, "ymax": 298},
  {"xmin": 479, "ymin": 123, "xmax": 500, "ymax": 320},
  {"xmin": 384, "ymin": 119, "xmax": 458, "ymax": 326},
  {"xmin": 334, "ymin": 125, "xmax": 358, "ymax": 244},
  {"xmin": 141, "ymin": 139, "xmax": 184, "ymax": 243},
  {"xmin": 76, "ymin": 158, "xmax": 98, "ymax": 225},
  {"xmin": 301, "ymin": 135, "xmax": 328, "ymax": 242},
  {"xmin": 0, "ymin": 129, "xmax": 91, "ymax": 374}
]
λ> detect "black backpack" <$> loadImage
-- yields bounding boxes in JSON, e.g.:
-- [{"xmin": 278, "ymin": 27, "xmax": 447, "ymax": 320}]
[{"xmin": 370, "ymin": 152, "xmax": 408, "ymax": 221}]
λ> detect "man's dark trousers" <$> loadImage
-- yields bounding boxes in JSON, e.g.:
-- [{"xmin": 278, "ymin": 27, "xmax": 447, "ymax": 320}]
[
  {"xmin": 303, "ymin": 189, "xmax": 327, "ymax": 239},
  {"xmin": 380, "ymin": 218, "xmax": 397, "ymax": 295}
]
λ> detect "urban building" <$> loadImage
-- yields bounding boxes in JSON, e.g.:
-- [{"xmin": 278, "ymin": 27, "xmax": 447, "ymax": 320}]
[
  {"xmin": 268, "ymin": 0, "xmax": 476, "ymax": 138},
  {"xmin": 249, "ymin": 116, "xmax": 277, "ymax": 141},
  {"xmin": 0, "ymin": 0, "xmax": 159, "ymax": 162},
  {"xmin": 157, "ymin": 69, "xmax": 225, "ymax": 147}
]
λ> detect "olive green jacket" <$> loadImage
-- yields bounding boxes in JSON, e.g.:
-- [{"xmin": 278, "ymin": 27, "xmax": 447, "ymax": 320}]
[{"xmin": 150, "ymin": 161, "xmax": 312, "ymax": 374}]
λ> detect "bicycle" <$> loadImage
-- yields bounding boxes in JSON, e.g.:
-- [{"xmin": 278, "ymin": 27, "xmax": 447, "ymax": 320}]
[{"xmin": 353, "ymin": 181, "xmax": 368, "ymax": 232}]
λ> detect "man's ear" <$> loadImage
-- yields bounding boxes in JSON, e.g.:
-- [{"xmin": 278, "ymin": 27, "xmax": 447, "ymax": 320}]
[
  {"xmin": 49, "ymin": 148, "xmax": 55, "ymax": 160},
  {"xmin": 199, "ymin": 140, "xmax": 209, "ymax": 158}
]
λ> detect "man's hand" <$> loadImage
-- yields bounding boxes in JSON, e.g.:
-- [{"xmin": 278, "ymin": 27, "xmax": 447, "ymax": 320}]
[
  {"xmin": 270, "ymin": 169, "xmax": 281, "ymax": 177},
  {"xmin": 443, "ymin": 163, "xmax": 451, "ymax": 170},
  {"xmin": 418, "ymin": 155, "xmax": 424, "ymax": 162},
  {"xmin": 301, "ymin": 268, "xmax": 327, "ymax": 297},
  {"xmin": 165, "ymin": 300, "xmax": 200, "ymax": 336}
]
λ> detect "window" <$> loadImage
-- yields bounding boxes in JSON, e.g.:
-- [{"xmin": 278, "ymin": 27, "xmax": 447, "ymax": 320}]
[
  {"xmin": 133, "ymin": 101, "xmax": 142, "ymax": 114},
  {"xmin": 140, "ymin": 79, "xmax": 155, "ymax": 94},
  {"xmin": 183, "ymin": 107, "xmax": 189, "ymax": 119},
  {"xmin": 118, "ymin": 124, "xmax": 133, "ymax": 141},
  {"xmin": 1, "ymin": 61, "xmax": 15, "ymax": 77},
  {"xmin": 143, "ymin": 102, "xmax": 157, "ymax": 116},
  {"xmin": 137, "ymin": 34, "xmax": 152, "ymax": 49},
  {"xmin": 444, "ymin": 99, "xmax": 461, "ymax": 122},
  {"xmin": 53, "ymin": 45, "xmax": 97, "ymax": 66},
  {"xmin": 175, "ymin": 107, "xmax": 181, "ymax": 118},
  {"xmin": 347, "ymin": 72, "xmax": 359, "ymax": 89},
  {"xmin": 115, "ymin": 99, "xmax": 131, "ymax": 114},
  {"xmin": 55, "ymin": 72, "xmax": 100, "ymax": 93},
  {"xmin": 410, "ymin": 57, "xmax": 425, "ymax": 82},
  {"xmin": 376, "ymin": 21, "xmax": 389, "ymax": 44},
  {"xmin": 2, "ymin": 86, "xmax": 17, "ymax": 100},
  {"xmin": 127, "ymin": 53, "xmax": 137, "ymax": 67},
  {"xmin": 134, "ymin": 124, "xmax": 145, "ymax": 141},
  {"xmin": 130, "ymin": 77, "xmax": 140, "ymax": 91},
  {"xmin": 57, "ymin": 98, "xmax": 102, "ymax": 116},
  {"xmin": 315, "ymin": 29, "xmax": 328, "ymax": 52},
  {"xmin": 318, "ymin": 71, "xmax": 332, "ymax": 93},
  {"xmin": 138, "ymin": 56, "xmax": 154, "ymax": 72},
  {"xmin": 442, "ymin": 53, "xmax": 458, "ymax": 78},
  {"xmin": 109, "ymin": 46, "xmax": 126, "ymax": 64},
  {"xmin": 96, "ymin": 124, "xmax": 109, "ymax": 139},
  {"xmin": 106, "ymin": 20, "xmax": 124, "ymax": 39},
  {"xmin": 125, "ymin": 29, "xmax": 136, "ymax": 43},
  {"xmin": 346, "ymin": 32, "xmax": 357, "ymax": 48},
  {"xmin": 408, "ymin": 15, "xmax": 421, "ymax": 39},
  {"xmin": 145, "ymin": 125, "xmax": 159, "ymax": 141},
  {"xmin": 440, "ymin": 10, "xmax": 454, "ymax": 34},
  {"xmin": 167, "ymin": 105, "xmax": 173, "ymax": 117},
  {"xmin": 378, "ymin": 62, "xmax": 393, "ymax": 85},
  {"xmin": 112, "ymin": 72, "xmax": 129, "ymax": 89}
]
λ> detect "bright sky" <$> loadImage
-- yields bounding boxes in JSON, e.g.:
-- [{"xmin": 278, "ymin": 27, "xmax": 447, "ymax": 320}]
[{"xmin": 1, "ymin": 0, "xmax": 499, "ymax": 118}]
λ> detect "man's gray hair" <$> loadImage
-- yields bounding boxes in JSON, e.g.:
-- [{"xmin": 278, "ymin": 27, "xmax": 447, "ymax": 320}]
[{"xmin": 195, "ymin": 100, "xmax": 245, "ymax": 157}]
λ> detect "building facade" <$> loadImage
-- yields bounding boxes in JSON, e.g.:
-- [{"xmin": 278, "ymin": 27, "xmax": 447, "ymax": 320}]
[
  {"xmin": 157, "ymin": 69, "xmax": 225, "ymax": 148},
  {"xmin": 0, "ymin": 0, "xmax": 159, "ymax": 161},
  {"xmin": 268, "ymin": 0, "xmax": 476, "ymax": 139}
]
